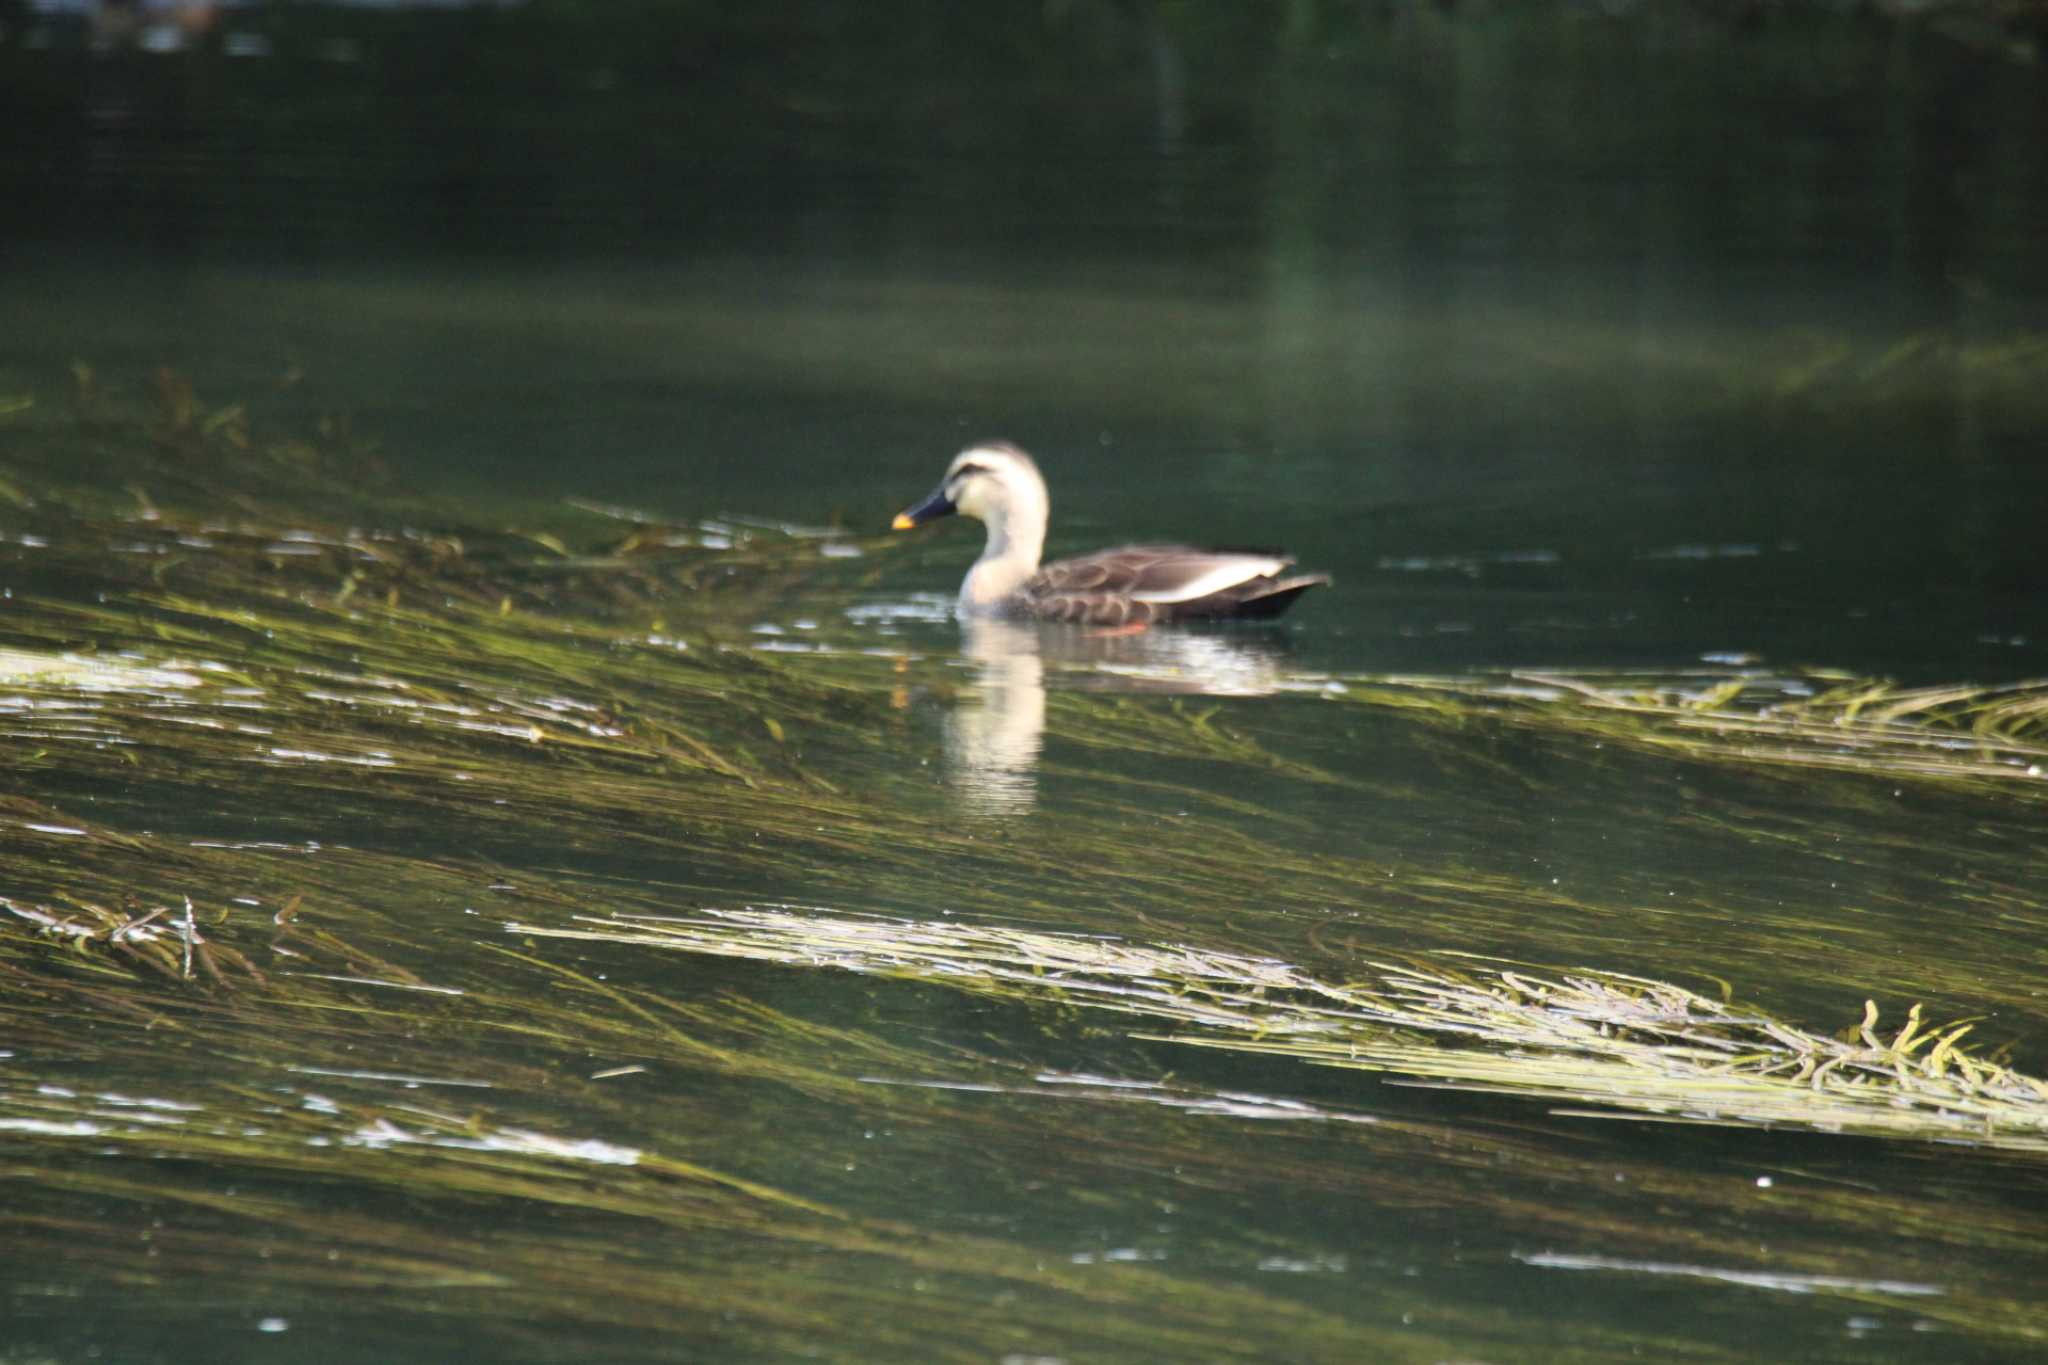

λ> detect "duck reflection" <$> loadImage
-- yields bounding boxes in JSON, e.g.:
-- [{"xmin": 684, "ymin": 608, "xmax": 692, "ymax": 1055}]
[
  {"xmin": 945, "ymin": 618, "xmax": 1292, "ymax": 814},
  {"xmin": 944, "ymin": 620, "xmax": 1047, "ymax": 815}
]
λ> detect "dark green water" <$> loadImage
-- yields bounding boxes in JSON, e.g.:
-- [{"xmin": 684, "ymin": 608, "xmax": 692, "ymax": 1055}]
[{"xmin": 4, "ymin": 4, "xmax": 2048, "ymax": 1362}]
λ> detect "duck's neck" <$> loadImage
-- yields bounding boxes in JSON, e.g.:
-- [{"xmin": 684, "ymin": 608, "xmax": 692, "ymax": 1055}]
[{"xmin": 960, "ymin": 501, "xmax": 1046, "ymax": 612}]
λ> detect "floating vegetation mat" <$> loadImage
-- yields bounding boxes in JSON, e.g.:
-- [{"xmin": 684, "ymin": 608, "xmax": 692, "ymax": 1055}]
[{"xmin": 511, "ymin": 907, "xmax": 2048, "ymax": 1154}]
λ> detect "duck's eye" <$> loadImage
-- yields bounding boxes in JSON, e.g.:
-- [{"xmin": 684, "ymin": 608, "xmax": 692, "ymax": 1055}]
[{"xmin": 951, "ymin": 462, "xmax": 989, "ymax": 479}]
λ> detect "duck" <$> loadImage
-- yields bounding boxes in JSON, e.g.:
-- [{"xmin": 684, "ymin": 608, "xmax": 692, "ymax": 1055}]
[{"xmin": 891, "ymin": 442, "xmax": 1328, "ymax": 625}]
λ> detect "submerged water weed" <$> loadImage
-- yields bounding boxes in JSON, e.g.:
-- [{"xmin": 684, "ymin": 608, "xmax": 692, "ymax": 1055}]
[
  {"xmin": 508, "ymin": 906, "xmax": 2048, "ymax": 1153},
  {"xmin": 6, "ymin": 375, "xmax": 2048, "ymax": 1356},
  {"xmin": 6, "ymin": 823, "xmax": 2048, "ymax": 1357},
  {"xmin": 1331, "ymin": 669, "xmax": 2048, "ymax": 797},
  {"xmin": 1762, "ymin": 327, "xmax": 2048, "ymax": 415},
  {"xmin": 0, "ymin": 811, "xmax": 1663, "ymax": 1362},
  {"xmin": 4, "ymin": 376, "xmax": 2047, "ymax": 1010},
  {"xmin": 10, "ymin": 787, "xmax": 2040, "ymax": 1161}
]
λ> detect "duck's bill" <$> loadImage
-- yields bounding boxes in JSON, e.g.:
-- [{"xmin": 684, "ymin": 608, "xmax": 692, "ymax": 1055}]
[{"xmin": 891, "ymin": 486, "xmax": 956, "ymax": 531}]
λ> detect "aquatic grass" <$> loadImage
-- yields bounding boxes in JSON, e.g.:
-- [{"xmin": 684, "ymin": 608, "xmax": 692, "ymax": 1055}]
[
  {"xmin": 509, "ymin": 907, "xmax": 2048, "ymax": 1154},
  {"xmin": 11, "ymin": 377, "xmax": 2045, "ymax": 811},
  {"xmin": 7, "ymin": 582, "xmax": 2047, "ymax": 1024},
  {"xmin": 9, "ymin": 605, "xmax": 2048, "ymax": 1056},
  {"xmin": 5, "ymin": 756, "xmax": 2032, "ymax": 1172},
  {"xmin": 1762, "ymin": 326, "xmax": 2048, "ymax": 413},
  {"xmin": 0, "ymin": 1130, "xmax": 1416, "ymax": 1362},
  {"xmin": 2, "ymin": 368, "xmax": 895, "ymax": 634},
  {"xmin": 0, "ymin": 821, "xmax": 1594, "ymax": 1362},
  {"xmin": 7, "ymin": 799, "xmax": 2048, "ymax": 1356},
  {"xmin": 9, "ymin": 375, "xmax": 2048, "ymax": 1355},
  {"xmin": 1321, "ymin": 669, "xmax": 2048, "ymax": 797},
  {"xmin": 1043, "ymin": 692, "xmax": 1367, "ymax": 787},
  {"xmin": 7, "ymin": 833, "xmax": 2047, "ymax": 1357}
]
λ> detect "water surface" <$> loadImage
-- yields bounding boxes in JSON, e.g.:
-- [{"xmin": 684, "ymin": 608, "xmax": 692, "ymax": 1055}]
[{"xmin": 3, "ymin": 5, "xmax": 2048, "ymax": 1362}]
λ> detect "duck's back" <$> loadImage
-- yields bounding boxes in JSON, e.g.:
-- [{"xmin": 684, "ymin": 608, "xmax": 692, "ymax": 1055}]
[{"xmin": 1016, "ymin": 545, "xmax": 1328, "ymax": 625}]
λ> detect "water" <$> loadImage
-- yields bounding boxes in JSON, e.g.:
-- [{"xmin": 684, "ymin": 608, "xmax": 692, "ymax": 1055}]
[{"xmin": 4, "ymin": 4, "xmax": 2048, "ymax": 1361}]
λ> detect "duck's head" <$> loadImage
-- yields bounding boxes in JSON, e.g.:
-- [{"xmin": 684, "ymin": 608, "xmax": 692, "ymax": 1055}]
[{"xmin": 892, "ymin": 442, "xmax": 1045, "ymax": 532}]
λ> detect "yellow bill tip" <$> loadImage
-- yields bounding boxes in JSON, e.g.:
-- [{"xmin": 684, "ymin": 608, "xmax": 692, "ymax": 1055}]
[{"xmin": 891, "ymin": 512, "xmax": 916, "ymax": 531}]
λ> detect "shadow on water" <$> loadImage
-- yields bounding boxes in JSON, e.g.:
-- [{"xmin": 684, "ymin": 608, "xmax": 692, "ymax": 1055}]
[{"xmin": 4, "ymin": 2, "xmax": 2048, "ymax": 1360}]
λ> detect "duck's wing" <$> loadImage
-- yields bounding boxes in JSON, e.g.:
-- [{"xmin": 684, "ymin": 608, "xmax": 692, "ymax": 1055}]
[{"xmin": 1021, "ymin": 545, "xmax": 1328, "ymax": 624}]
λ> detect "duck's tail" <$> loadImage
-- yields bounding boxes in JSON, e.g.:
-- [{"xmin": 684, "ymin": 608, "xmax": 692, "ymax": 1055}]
[{"xmin": 1232, "ymin": 573, "xmax": 1331, "ymax": 619}]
